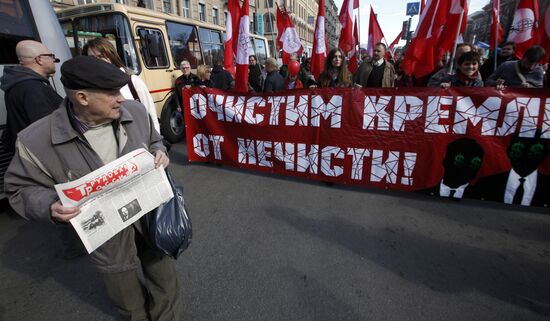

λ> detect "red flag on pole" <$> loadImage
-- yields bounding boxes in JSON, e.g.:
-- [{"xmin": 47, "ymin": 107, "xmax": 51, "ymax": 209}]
[
  {"xmin": 338, "ymin": 0, "xmax": 359, "ymax": 54},
  {"xmin": 437, "ymin": 0, "xmax": 468, "ymax": 53},
  {"xmin": 490, "ymin": 0, "xmax": 503, "ymax": 50},
  {"xmin": 348, "ymin": 16, "xmax": 359, "ymax": 74},
  {"xmin": 311, "ymin": 0, "xmax": 327, "ymax": 81},
  {"xmin": 507, "ymin": 0, "xmax": 539, "ymax": 58},
  {"xmin": 401, "ymin": 0, "xmax": 450, "ymax": 77},
  {"xmin": 366, "ymin": 6, "xmax": 386, "ymax": 57},
  {"xmin": 234, "ymin": 0, "xmax": 250, "ymax": 92},
  {"xmin": 388, "ymin": 30, "xmax": 403, "ymax": 55},
  {"xmin": 277, "ymin": 4, "xmax": 304, "ymax": 64},
  {"xmin": 276, "ymin": 3, "xmax": 285, "ymax": 49},
  {"xmin": 223, "ymin": 0, "xmax": 240, "ymax": 76},
  {"xmin": 536, "ymin": 3, "xmax": 550, "ymax": 61}
]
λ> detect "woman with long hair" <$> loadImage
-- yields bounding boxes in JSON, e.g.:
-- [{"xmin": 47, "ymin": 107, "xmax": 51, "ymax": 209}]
[
  {"xmin": 248, "ymin": 55, "xmax": 263, "ymax": 92},
  {"xmin": 83, "ymin": 38, "xmax": 160, "ymax": 132},
  {"xmin": 317, "ymin": 48, "xmax": 353, "ymax": 88}
]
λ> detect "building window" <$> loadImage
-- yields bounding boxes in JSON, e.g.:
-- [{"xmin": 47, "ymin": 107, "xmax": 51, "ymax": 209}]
[
  {"xmin": 212, "ymin": 8, "xmax": 219, "ymax": 25},
  {"xmin": 264, "ymin": 13, "xmax": 275, "ymax": 33},
  {"xmin": 77, "ymin": 0, "xmax": 95, "ymax": 4},
  {"xmin": 199, "ymin": 3, "xmax": 206, "ymax": 21},
  {"xmin": 115, "ymin": 0, "xmax": 128, "ymax": 4},
  {"xmin": 182, "ymin": 0, "xmax": 190, "ymax": 18},
  {"xmin": 265, "ymin": 0, "xmax": 273, "ymax": 8},
  {"xmin": 163, "ymin": 0, "xmax": 171, "ymax": 13}
]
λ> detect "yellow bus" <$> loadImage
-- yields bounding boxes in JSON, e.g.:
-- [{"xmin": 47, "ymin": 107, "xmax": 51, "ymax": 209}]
[{"xmin": 57, "ymin": 3, "xmax": 270, "ymax": 142}]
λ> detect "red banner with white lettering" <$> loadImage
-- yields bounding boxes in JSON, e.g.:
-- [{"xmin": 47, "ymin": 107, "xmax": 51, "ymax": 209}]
[{"xmin": 183, "ymin": 87, "xmax": 550, "ymax": 207}]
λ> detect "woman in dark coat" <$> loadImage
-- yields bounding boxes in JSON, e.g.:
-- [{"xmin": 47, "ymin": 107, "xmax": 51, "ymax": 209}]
[
  {"xmin": 248, "ymin": 55, "xmax": 263, "ymax": 92},
  {"xmin": 193, "ymin": 64, "xmax": 214, "ymax": 88}
]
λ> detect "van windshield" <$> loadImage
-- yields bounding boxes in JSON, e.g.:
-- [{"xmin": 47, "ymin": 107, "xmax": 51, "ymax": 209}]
[
  {"xmin": 62, "ymin": 13, "xmax": 139, "ymax": 73},
  {"xmin": 0, "ymin": 0, "xmax": 39, "ymax": 64}
]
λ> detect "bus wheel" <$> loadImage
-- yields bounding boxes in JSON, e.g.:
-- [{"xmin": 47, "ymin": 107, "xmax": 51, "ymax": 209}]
[{"xmin": 160, "ymin": 95, "xmax": 184, "ymax": 143}]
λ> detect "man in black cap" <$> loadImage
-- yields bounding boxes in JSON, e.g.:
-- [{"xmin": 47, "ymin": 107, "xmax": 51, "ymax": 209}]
[{"xmin": 4, "ymin": 55, "xmax": 183, "ymax": 320}]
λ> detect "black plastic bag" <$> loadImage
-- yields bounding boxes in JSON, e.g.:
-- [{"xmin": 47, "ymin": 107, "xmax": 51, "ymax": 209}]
[{"xmin": 143, "ymin": 169, "xmax": 192, "ymax": 259}]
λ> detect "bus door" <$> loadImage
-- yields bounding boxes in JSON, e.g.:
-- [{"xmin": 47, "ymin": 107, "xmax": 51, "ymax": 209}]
[{"xmin": 133, "ymin": 23, "xmax": 173, "ymax": 106}]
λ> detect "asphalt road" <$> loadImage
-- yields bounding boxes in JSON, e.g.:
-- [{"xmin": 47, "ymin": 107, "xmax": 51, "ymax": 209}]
[{"xmin": 1, "ymin": 142, "xmax": 550, "ymax": 321}]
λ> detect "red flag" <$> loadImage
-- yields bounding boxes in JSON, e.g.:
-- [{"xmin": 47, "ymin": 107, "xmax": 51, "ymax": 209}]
[
  {"xmin": 234, "ymin": 0, "xmax": 250, "ymax": 92},
  {"xmin": 338, "ymin": 0, "xmax": 359, "ymax": 54},
  {"xmin": 537, "ymin": 3, "xmax": 550, "ymax": 61},
  {"xmin": 388, "ymin": 30, "xmax": 403, "ymax": 55},
  {"xmin": 223, "ymin": 0, "xmax": 240, "ymax": 76},
  {"xmin": 276, "ymin": 3, "xmax": 285, "ymax": 49},
  {"xmin": 311, "ymin": 0, "xmax": 327, "ymax": 81},
  {"xmin": 348, "ymin": 16, "xmax": 359, "ymax": 74},
  {"xmin": 420, "ymin": 0, "xmax": 426, "ymax": 14},
  {"xmin": 401, "ymin": 0, "xmax": 450, "ymax": 77},
  {"xmin": 277, "ymin": 4, "xmax": 304, "ymax": 64},
  {"xmin": 437, "ymin": 0, "xmax": 468, "ymax": 53},
  {"xmin": 490, "ymin": 0, "xmax": 503, "ymax": 50},
  {"xmin": 366, "ymin": 6, "xmax": 386, "ymax": 57},
  {"xmin": 507, "ymin": 0, "xmax": 539, "ymax": 58}
]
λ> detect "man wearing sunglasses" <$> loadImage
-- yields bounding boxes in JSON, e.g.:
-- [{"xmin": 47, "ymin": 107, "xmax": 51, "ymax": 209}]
[{"xmin": 0, "ymin": 40, "xmax": 62, "ymax": 152}]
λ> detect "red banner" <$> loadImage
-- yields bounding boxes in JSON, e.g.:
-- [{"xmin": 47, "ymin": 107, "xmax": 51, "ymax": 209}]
[{"xmin": 183, "ymin": 87, "xmax": 550, "ymax": 207}]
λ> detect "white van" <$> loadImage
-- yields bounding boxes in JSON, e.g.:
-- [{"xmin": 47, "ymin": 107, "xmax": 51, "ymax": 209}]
[{"xmin": 0, "ymin": 0, "xmax": 71, "ymax": 199}]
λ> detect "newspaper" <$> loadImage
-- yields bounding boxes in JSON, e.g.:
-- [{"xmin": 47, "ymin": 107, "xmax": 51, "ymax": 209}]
[{"xmin": 54, "ymin": 148, "xmax": 174, "ymax": 254}]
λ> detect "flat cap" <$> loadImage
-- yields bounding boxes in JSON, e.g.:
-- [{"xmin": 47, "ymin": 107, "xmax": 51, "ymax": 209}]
[{"xmin": 61, "ymin": 55, "xmax": 129, "ymax": 90}]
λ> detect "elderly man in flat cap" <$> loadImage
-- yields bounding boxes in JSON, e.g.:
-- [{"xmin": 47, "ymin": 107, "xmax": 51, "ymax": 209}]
[{"xmin": 4, "ymin": 56, "xmax": 182, "ymax": 321}]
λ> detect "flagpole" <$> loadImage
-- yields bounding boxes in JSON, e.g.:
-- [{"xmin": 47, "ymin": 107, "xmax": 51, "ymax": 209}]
[
  {"xmin": 357, "ymin": 5, "xmax": 361, "ymax": 55},
  {"xmin": 493, "ymin": 0, "xmax": 498, "ymax": 71},
  {"xmin": 448, "ymin": 0, "xmax": 468, "ymax": 75},
  {"xmin": 267, "ymin": 1, "xmax": 277, "ymax": 58}
]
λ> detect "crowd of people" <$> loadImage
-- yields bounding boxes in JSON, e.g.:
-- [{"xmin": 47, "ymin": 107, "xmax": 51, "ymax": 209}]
[{"xmin": 218, "ymin": 41, "xmax": 547, "ymax": 92}]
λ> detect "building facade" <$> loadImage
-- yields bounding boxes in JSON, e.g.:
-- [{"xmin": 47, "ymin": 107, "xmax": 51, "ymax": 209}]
[
  {"xmin": 50, "ymin": 0, "xmax": 342, "ymax": 59},
  {"xmin": 324, "ymin": 0, "xmax": 339, "ymax": 50}
]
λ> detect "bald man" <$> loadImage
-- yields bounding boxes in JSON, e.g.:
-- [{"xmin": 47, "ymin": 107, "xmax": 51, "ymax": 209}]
[{"xmin": 0, "ymin": 40, "xmax": 62, "ymax": 152}]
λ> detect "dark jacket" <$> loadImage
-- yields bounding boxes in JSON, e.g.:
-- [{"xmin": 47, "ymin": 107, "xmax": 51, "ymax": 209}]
[
  {"xmin": 248, "ymin": 64, "xmax": 263, "ymax": 92},
  {"xmin": 210, "ymin": 65, "xmax": 234, "ymax": 90},
  {"xmin": 469, "ymin": 171, "xmax": 550, "ymax": 207},
  {"xmin": 485, "ymin": 60, "xmax": 545, "ymax": 88},
  {"xmin": 0, "ymin": 66, "xmax": 63, "ymax": 151},
  {"xmin": 193, "ymin": 78, "xmax": 214, "ymax": 88},
  {"xmin": 429, "ymin": 73, "xmax": 484, "ymax": 87},
  {"xmin": 480, "ymin": 55, "xmax": 518, "ymax": 81},
  {"xmin": 354, "ymin": 60, "xmax": 395, "ymax": 88},
  {"xmin": 263, "ymin": 70, "xmax": 284, "ymax": 92},
  {"xmin": 174, "ymin": 73, "xmax": 197, "ymax": 107}
]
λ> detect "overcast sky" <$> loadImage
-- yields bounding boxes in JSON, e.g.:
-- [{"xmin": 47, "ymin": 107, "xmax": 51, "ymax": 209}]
[{"xmin": 333, "ymin": 0, "xmax": 491, "ymax": 46}]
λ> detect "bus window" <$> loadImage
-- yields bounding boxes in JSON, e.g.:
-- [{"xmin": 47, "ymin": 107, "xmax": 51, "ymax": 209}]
[
  {"xmin": 137, "ymin": 28, "xmax": 169, "ymax": 69},
  {"xmin": 166, "ymin": 21, "xmax": 202, "ymax": 69},
  {"xmin": 254, "ymin": 38, "xmax": 267, "ymax": 65},
  {"xmin": 248, "ymin": 37, "xmax": 255, "ymax": 57},
  {"xmin": 0, "ymin": 0, "xmax": 38, "ymax": 64},
  {"xmin": 198, "ymin": 28, "xmax": 222, "ymax": 67},
  {"xmin": 70, "ymin": 14, "xmax": 139, "ymax": 73}
]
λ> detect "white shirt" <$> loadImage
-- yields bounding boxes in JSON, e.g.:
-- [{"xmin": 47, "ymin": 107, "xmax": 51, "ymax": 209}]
[
  {"xmin": 372, "ymin": 58, "xmax": 385, "ymax": 67},
  {"xmin": 439, "ymin": 180, "xmax": 469, "ymax": 198},
  {"xmin": 504, "ymin": 169, "xmax": 537, "ymax": 206},
  {"xmin": 119, "ymin": 72, "xmax": 161, "ymax": 133}
]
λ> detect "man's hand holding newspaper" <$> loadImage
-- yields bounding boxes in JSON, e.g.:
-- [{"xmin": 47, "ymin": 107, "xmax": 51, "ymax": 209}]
[{"xmin": 53, "ymin": 149, "xmax": 174, "ymax": 253}]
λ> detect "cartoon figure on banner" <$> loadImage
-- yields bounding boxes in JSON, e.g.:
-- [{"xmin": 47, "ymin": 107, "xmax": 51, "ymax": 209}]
[
  {"xmin": 471, "ymin": 131, "xmax": 550, "ymax": 207},
  {"xmin": 418, "ymin": 138, "xmax": 484, "ymax": 199}
]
